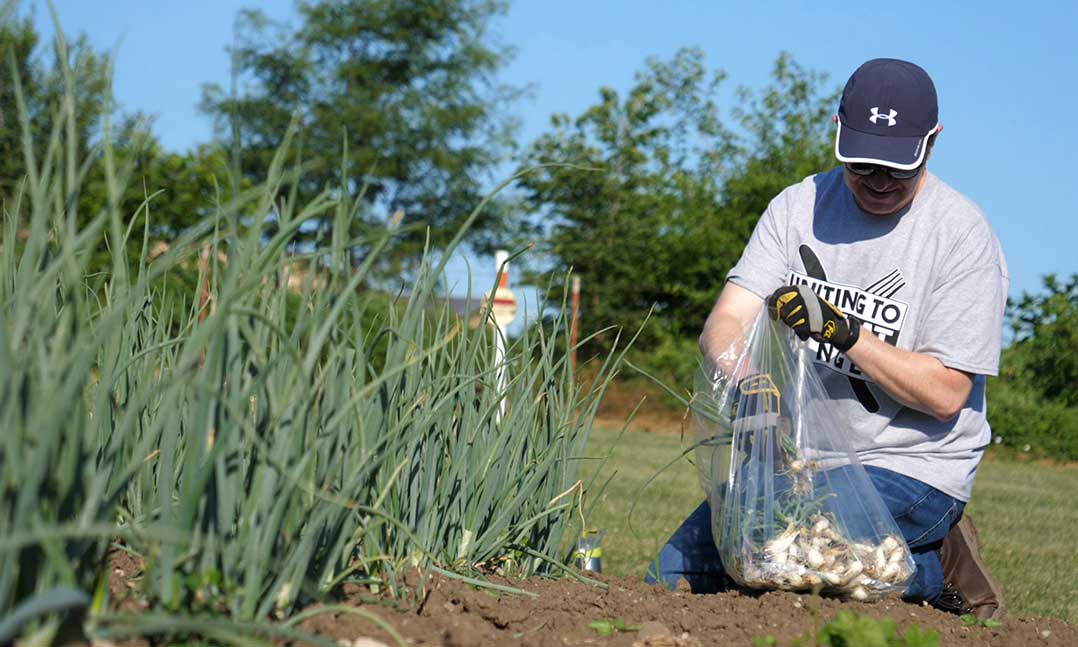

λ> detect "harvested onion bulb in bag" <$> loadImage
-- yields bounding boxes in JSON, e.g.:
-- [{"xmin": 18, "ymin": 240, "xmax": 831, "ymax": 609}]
[{"xmin": 692, "ymin": 312, "xmax": 915, "ymax": 599}]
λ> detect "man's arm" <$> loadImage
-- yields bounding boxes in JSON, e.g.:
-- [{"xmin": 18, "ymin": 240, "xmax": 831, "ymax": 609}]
[
  {"xmin": 699, "ymin": 282, "xmax": 765, "ymax": 374},
  {"xmin": 845, "ymin": 332, "xmax": 973, "ymax": 421},
  {"xmin": 767, "ymin": 284, "xmax": 975, "ymax": 421}
]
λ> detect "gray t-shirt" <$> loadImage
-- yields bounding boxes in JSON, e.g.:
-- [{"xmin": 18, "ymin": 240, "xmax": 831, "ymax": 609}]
[{"xmin": 728, "ymin": 168, "xmax": 1008, "ymax": 502}]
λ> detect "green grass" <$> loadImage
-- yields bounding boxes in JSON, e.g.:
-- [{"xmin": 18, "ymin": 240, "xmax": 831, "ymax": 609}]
[
  {"xmin": 581, "ymin": 427, "xmax": 702, "ymax": 582},
  {"xmin": 583, "ymin": 426, "xmax": 1078, "ymax": 623},
  {"xmin": 964, "ymin": 459, "xmax": 1078, "ymax": 622}
]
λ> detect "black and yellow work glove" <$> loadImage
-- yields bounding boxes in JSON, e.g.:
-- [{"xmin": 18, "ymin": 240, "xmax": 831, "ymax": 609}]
[{"xmin": 767, "ymin": 285, "xmax": 861, "ymax": 352}]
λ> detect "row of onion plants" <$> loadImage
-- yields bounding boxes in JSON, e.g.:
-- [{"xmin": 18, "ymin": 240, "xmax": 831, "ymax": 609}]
[{"xmin": 0, "ymin": 36, "xmax": 627, "ymax": 644}]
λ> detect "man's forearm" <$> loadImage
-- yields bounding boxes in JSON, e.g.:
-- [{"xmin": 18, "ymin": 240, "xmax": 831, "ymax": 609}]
[
  {"xmin": 844, "ymin": 332, "xmax": 973, "ymax": 421},
  {"xmin": 699, "ymin": 283, "xmax": 765, "ymax": 374},
  {"xmin": 699, "ymin": 311, "xmax": 747, "ymax": 373}
]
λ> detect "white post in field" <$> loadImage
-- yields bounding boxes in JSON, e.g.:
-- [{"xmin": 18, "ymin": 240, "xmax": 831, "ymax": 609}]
[
  {"xmin": 570, "ymin": 274, "xmax": 581, "ymax": 370},
  {"xmin": 488, "ymin": 250, "xmax": 517, "ymax": 423}
]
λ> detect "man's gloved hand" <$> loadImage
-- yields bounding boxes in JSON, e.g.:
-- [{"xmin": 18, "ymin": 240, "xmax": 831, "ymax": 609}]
[{"xmin": 767, "ymin": 284, "xmax": 861, "ymax": 352}]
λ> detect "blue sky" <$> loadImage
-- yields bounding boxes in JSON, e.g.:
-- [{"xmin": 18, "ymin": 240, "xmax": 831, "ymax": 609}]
[{"xmin": 34, "ymin": 0, "xmax": 1078, "ymax": 314}]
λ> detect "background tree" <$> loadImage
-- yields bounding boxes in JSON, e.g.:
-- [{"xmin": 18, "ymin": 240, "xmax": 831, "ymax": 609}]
[
  {"xmin": 0, "ymin": 15, "xmax": 38, "ymax": 200},
  {"xmin": 1001, "ymin": 273, "xmax": 1078, "ymax": 406},
  {"xmin": 517, "ymin": 50, "xmax": 837, "ymax": 385},
  {"xmin": 1, "ymin": 14, "xmax": 111, "ymax": 202},
  {"xmin": 987, "ymin": 273, "xmax": 1078, "ymax": 460},
  {"xmin": 2, "ymin": 13, "xmax": 240, "ymax": 282},
  {"xmin": 517, "ymin": 49, "xmax": 735, "ymax": 349},
  {"xmin": 722, "ymin": 53, "xmax": 837, "ymax": 232},
  {"xmin": 77, "ymin": 118, "xmax": 238, "ymax": 271},
  {"xmin": 200, "ymin": 0, "xmax": 521, "ymax": 268}
]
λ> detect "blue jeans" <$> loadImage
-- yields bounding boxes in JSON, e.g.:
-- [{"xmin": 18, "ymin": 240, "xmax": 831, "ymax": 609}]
[{"xmin": 644, "ymin": 466, "xmax": 964, "ymax": 602}]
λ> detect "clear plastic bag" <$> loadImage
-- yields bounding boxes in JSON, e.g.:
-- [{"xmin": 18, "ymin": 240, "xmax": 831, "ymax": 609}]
[{"xmin": 692, "ymin": 310, "xmax": 914, "ymax": 600}]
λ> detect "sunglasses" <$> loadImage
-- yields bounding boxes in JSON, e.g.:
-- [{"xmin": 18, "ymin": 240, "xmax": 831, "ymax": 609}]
[{"xmin": 844, "ymin": 162, "xmax": 923, "ymax": 181}]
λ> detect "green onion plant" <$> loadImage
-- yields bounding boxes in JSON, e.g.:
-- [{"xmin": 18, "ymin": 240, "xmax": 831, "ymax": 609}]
[{"xmin": 0, "ymin": 16, "xmax": 629, "ymax": 643}]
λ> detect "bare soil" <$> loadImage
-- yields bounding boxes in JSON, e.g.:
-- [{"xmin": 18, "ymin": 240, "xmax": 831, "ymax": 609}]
[
  {"xmin": 294, "ymin": 572, "xmax": 1078, "ymax": 647},
  {"xmin": 100, "ymin": 551, "xmax": 1078, "ymax": 646}
]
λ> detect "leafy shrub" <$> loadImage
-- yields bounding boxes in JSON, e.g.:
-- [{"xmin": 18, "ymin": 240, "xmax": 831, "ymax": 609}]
[
  {"xmin": 754, "ymin": 610, "xmax": 940, "ymax": 647},
  {"xmin": 625, "ymin": 329, "xmax": 701, "ymax": 403},
  {"xmin": 816, "ymin": 610, "xmax": 938, "ymax": 647},
  {"xmin": 987, "ymin": 274, "xmax": 1078, "ymax": 461},
  {"xmin": 986, "ymin": 377, "xmax": 1078, "ymax": 461},
  {"xmin": 1005, "ymin": 274, "xmax": 1078, "ymax": 407}
]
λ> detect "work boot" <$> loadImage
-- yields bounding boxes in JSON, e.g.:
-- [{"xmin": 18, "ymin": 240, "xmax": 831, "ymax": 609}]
[
  {"xmin": 938, "ymin": 514, "xmax": 1006, "ymax": 620},
  {"xmin": 932, "ymin": 581, "xmax": 973, "ymax": 616}
]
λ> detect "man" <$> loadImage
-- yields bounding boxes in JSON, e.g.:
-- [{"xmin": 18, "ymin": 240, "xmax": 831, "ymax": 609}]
[{"xmin": 645, "ymin": 59, "xmax": 1007, "ymax": 620}]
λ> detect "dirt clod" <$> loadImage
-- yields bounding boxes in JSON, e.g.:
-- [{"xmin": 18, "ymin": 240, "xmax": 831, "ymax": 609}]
[
  {"xmin": 633, "ymin": 621, "xmax": 673, "ymax": 646},
  {"xmin": 631, "ymin": 621, "xmax": 702, "ymax": 647}
]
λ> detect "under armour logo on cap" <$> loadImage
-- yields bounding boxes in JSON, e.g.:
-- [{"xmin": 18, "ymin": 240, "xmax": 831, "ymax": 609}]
[
  {"xmin": 869, "ymin": 107, "xmax": 898, "ymax": 126},
  {"xmin": 835, "ymin": 59, "xmax": 938, "ymax": 168}
]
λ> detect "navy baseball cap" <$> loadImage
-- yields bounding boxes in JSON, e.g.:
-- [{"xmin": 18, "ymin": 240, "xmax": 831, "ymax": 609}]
[{"xmin": 835, "ymin": 58, "xmax": 939, "ymax": 170}]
